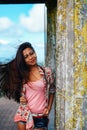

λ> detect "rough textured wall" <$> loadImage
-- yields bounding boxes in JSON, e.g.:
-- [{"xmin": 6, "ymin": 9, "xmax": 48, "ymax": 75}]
[
  {"xmin": 74, "ymin": 1, "xmax": 87, "ymax": 129},
  {"xmin": 45, "ymin": 2, "xmax": 57, "ymax": 130},
  {"xmin": 56, "ymin": 0, "xmax": 74, "ymax": 129},
  {"xmin": 45, "ymin": 0, "xmax": 57, "ymax": 130},
  {"xmin": 56, "ymin": 0, "xmax": 87, "ymax": 130},
  {"xmin": 45, "ymin": 3, "xmax": 57, "ymax": 70}
]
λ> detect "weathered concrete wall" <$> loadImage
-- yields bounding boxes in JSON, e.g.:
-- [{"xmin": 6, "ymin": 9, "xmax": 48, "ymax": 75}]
[
  {"xmin": 46, "ymin": 0, "xmax": 87, "ymax": 130},
  {"xmin": 45, "ymin": 2, "xmax": 57, "ymax": 130},
  {"xmin": 45, "ymin": 1, "xmax": 57, "ymax": 70},
  {"xmin": 56, "ymin": 1, "xmax": 74, "ymax": 129}
]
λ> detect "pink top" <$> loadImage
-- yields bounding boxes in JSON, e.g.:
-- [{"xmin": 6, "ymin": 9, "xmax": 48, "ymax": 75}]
[
  {"xmin": 23, "ymin": 77, "xmax": 47, "ymax": 114},
  {"xmin": 14, "ymin": 67, "xmax": 55, "ymax": 129}
]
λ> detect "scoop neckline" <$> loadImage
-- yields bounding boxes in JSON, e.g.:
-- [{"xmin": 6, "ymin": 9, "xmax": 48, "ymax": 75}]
[{"xmin": 28, "ymin": 77, "xmax": 43, "ymax": 83}]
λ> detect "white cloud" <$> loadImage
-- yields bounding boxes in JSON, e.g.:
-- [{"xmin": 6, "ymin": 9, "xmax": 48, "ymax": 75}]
[
  {"xmin": 0, "ymin": 17, "xmax": 14, "ymax": 31},
  {"xmin": 0, "ymin": 39, "xmax": 9, "ymax": 44},
  {"xmin": 20, "ymin": 4, "xmax": 45, "ymax": 32},
  {"xmin": 0, "ymin": 17, "xmax": 22, "ymax": 38},
  {"xmin": 0, "ymin": 4, "xmax": 45, "ymax": 41},
  {"xmin": 0, "ymin": 4, "xmax": 45, "ymax": 63}
]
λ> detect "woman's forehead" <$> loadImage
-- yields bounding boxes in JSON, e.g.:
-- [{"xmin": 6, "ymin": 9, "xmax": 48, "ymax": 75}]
[{"xmin": 23, "ymin": 48, "xmax": 33, "ymax": 54}]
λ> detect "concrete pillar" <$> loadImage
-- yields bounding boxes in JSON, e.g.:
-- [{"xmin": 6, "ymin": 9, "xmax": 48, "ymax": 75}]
[
  {"xmin": 46, "ymin": 0, "xmax": 87, "ymax": 130},
  {"xmin": 56, "ymin": 0, "xmax": 87, "ymax": 130}
]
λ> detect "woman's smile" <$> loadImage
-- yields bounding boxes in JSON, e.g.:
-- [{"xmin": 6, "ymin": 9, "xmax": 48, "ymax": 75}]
[{"xmin": 23, "ymin": 48, "xmax": 37, "ymax": 65}]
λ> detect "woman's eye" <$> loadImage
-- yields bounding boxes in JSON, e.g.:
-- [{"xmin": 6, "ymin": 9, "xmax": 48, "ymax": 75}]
[
  {"xmin": 30, "ymin": 51, "xmax": 34, "ymax": 55},
  {"xmin": 24, "ymin": 51, "xmax": 34, "ymax": 59},
  {"xmin": 24, "ymin": 55, "xmax": 28, "ymax": 59}
]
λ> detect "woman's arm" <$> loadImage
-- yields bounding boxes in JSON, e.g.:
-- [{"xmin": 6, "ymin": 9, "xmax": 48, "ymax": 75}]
[
  {"xmin": 43, "ymin": 93, "xmax": 55, "ymax": 115},
  {"xmin": 48, "ymin": 93, "xmax": 54, "ymax": 112}
]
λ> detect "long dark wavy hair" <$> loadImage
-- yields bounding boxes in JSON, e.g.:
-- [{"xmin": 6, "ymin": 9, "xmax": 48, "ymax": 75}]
[{"xmin": 0, "ymin": 42, "xmax": 35, "ymax": 102}]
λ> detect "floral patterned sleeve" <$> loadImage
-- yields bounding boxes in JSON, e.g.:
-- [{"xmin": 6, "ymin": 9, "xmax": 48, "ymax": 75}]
[{"xmin": 45, "ymin": 67, "xmax": 56, "ymax": 94}]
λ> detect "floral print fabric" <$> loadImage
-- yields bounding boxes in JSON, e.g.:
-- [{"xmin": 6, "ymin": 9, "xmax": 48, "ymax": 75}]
[{"xmin": 14, "ymin": 66, "xmax": 55, "ymax": 130}]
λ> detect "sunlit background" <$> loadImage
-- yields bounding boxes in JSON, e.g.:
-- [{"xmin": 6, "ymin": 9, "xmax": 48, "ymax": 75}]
[{"xmin": 0, "ymin": 4, "xmax": 45, "ymax": 65}]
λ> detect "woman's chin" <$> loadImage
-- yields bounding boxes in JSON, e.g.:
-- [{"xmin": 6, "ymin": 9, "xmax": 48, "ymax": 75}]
[{"xmin": 29, "ymin": 62, "xmax": 37, "ymax": 66}]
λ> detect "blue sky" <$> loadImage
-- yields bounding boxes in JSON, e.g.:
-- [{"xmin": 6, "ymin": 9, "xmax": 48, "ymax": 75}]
[{"xmin": 0, "ymin": 4, "xmax": 46, "ymax": 64}]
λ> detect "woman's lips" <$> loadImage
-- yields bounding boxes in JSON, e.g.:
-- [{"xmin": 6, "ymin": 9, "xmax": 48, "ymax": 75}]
[{"xmin": 31, "ymin": 58, "xmax": 36, "ymax": 63}]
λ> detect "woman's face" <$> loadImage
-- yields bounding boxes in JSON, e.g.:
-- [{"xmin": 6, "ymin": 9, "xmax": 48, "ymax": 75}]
[{"xmin": 23, "ymin": 47, "xmax": 37, "ymax": 66}]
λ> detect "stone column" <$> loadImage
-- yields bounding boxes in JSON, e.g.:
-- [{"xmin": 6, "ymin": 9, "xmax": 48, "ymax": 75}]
[
  {"xmin": 45, "ymin": 1, "xmax": 57, "ymax": 70},
  {"xmin": 45, "ymin": 1, "xmax": 57, "ymax": 130},
  {"xmin": 56, "ymin": 0, "xmax": 87, "ymax": 130}
]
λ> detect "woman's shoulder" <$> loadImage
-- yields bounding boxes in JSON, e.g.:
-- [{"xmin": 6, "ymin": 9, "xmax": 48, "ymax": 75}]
[{"xmin": 41, "ymin": 66, "xmax": 53, "ymax": 74}]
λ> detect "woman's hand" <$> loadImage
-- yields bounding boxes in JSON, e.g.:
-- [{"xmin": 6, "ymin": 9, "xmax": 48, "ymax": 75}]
[
  {"xmin": 43, "ymin": 107, "xmax": 50, "ymax": 116},
  {"xmin": 20, "ymin": 96, "xmax": 27, "ymax": 105}
]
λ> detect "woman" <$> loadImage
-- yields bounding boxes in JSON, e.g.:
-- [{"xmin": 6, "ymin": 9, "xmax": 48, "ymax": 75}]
[{"xmin": 0, "ymin": 42, "xmax": 55, "ymax": 130}]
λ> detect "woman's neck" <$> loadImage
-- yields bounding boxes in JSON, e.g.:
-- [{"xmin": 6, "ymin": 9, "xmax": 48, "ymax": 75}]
[
  {"xmin": 30, "ymin": 64, "xmax": 38, "ymax": 72},
  {"xmin": 28, "ymin": 64, "xmax": 42, "ymax": 81}
]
